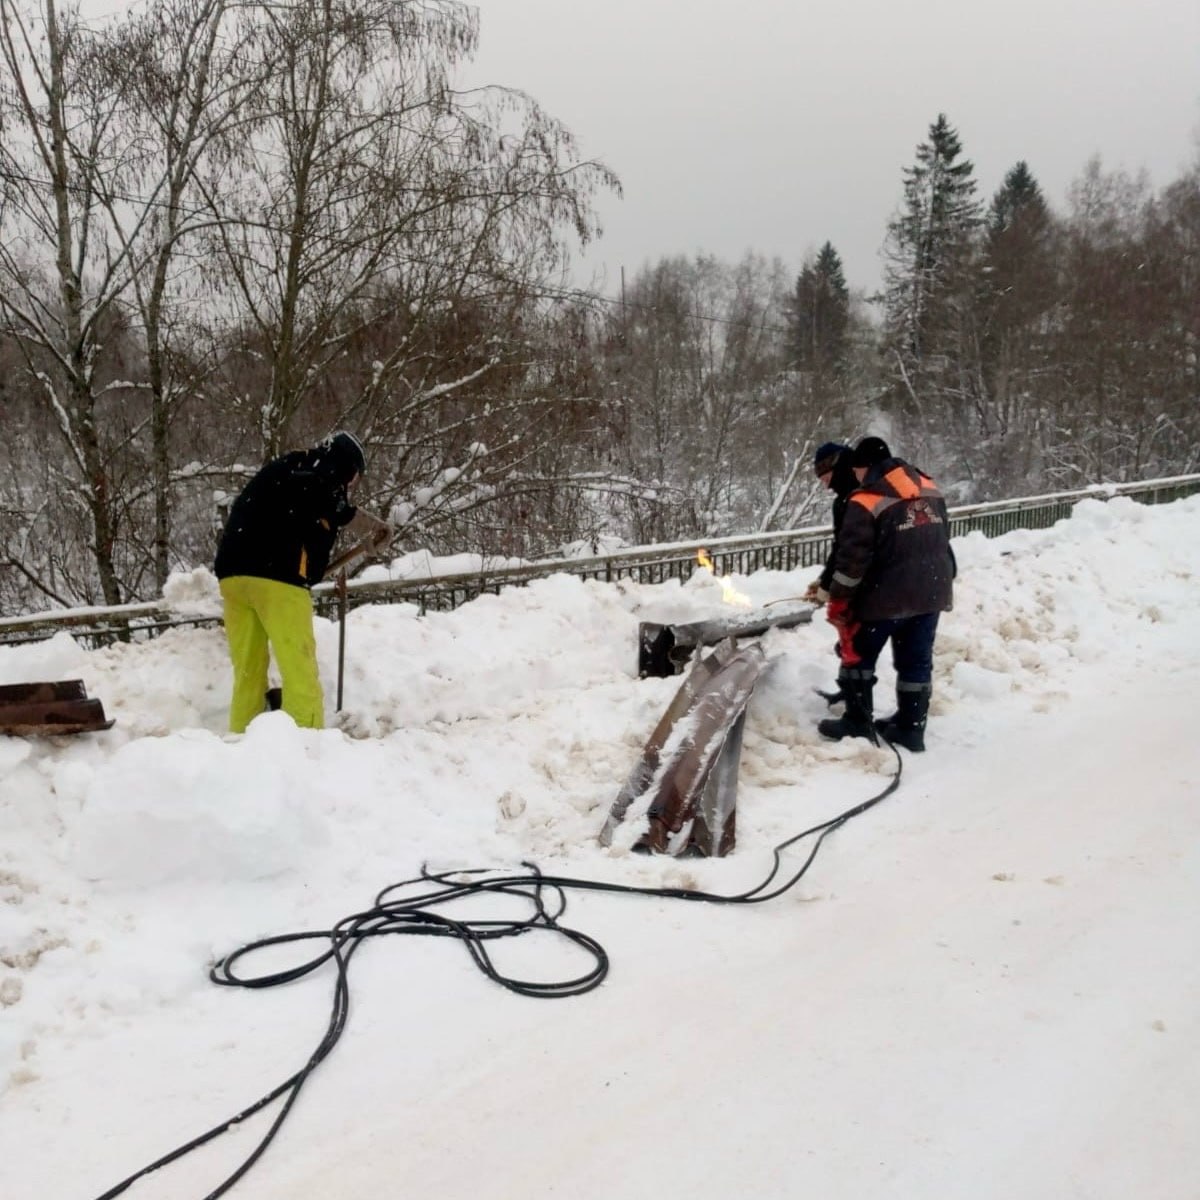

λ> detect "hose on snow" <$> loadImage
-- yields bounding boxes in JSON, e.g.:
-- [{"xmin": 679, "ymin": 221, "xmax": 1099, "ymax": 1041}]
[{"xmin": 93, "ymin": 741, "xmax": 902, "ymax": 1200}]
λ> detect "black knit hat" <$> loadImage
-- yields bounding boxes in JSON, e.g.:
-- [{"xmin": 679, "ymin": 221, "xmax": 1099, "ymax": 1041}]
[
  {"xmin": 319, "ymin": 430, "xmax": 366, "ymax": 482},
  {"xmin": 850, "ymin": 436, "xmax": 891, "ymax": 469},
  {"xmin": 813, "ymin": 441, "xmax": 849, "ymax": 476}
]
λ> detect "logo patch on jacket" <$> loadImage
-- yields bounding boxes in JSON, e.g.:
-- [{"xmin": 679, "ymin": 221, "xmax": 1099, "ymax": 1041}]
[{"xmin": 897, "ymin": 499, "xmax": 944, "ymax": 531}]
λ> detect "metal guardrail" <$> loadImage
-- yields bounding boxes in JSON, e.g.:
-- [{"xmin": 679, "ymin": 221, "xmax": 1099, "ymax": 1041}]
[{"xmin": 2, "ymin": 474, "xmax": 1198, "ymax": 647}]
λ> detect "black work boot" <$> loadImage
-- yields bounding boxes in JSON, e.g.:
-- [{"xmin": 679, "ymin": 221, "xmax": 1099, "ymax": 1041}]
[
  {"xmin": 875, "ymin": 682, "xmax": 931, "ymax": 752},
  {"xmin": 817, "ymin": 668, "xmax": 877, "ymax": 743}
]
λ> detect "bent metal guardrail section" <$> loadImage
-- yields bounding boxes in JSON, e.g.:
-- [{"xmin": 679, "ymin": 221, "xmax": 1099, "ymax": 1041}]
[{"xmin": 1, "ymin": 474, "xmax": 1198, "ymax": 648}]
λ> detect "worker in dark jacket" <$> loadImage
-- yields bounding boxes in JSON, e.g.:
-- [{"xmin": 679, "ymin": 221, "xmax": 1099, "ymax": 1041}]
[
  {"xmin": 803, "ymin": 441, "xmax": 857, "ymax": 706},
  {"xmin": 214, "ymin": 431, "xmax": 390, "ymax": 733},
  {"xmin": 802, "ymin": 441, "xmax": 857, "ymax": 605},
  {"xmin": 818, "ymin": 436, "xmax": 955, "ymax": 751}
]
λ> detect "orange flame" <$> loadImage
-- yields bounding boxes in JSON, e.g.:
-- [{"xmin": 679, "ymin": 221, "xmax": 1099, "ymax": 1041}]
[{"xmin": 696, "ymin": 548, "xmax": 753, "ymax": 608}]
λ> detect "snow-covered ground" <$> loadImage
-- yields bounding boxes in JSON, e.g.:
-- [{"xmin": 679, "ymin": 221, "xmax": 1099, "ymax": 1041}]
[{"xmin": 2, "ymin": 495, "xmax": 1198, "ymax": 1199}]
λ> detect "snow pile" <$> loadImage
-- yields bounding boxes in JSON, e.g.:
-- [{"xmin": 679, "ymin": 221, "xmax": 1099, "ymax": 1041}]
[
  {"xmin": 161, "ymin": 566, "xmax": 223, "ymax": 616},
  {"xmin": 72, "ymin": 719, "xmax": 329, "ymax": 886}
]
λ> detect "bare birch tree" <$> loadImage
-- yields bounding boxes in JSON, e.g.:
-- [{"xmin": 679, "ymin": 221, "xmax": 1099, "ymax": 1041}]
[
  {"xmin": 203, "ymin": 0, "xmax": 615, "ymax": 457},
  {"xmin": 0, "ymin": 0, "xmax": 143, "ymax": 603},
  {"xmin": 93, "ymin": 0, "xmax": 267, "ymax": 589}
]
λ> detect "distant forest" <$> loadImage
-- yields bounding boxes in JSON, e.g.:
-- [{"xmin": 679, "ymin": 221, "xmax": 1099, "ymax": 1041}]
[{"xmin": 2, "ymin": 0, "xmax": 1197, "ymax": 614}]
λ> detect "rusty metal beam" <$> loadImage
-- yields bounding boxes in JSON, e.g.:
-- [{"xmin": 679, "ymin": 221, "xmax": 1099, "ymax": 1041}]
[
  {"xmin": 0, "ymin": 680, "xmax": 114, "ymax": 737},
  {"xmin": 600, "ymin": 640, "xmax": 770, "ymax": 857}
]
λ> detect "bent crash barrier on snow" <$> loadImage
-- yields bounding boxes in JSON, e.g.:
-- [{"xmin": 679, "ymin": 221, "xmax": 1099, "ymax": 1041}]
[
  {"xmin": 600, "ymin": 640, "xmax": 771, "ymax": 858},
  {"xmin": 0, "ymin": 679, "xmax": 114, "ymax": 737}
]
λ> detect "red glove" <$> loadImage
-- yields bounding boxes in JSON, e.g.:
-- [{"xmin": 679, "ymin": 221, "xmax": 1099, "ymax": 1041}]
[
  {"xmin": 826, "ymin": 597, "xmax": 852, "ymax": 627},
  {"xmin": 826, "ymin": 597, "xmax": 861, "ymax": 666}
]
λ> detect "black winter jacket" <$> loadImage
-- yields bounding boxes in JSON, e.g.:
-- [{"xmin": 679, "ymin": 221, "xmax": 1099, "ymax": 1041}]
[
  {"xmin": 817, "ymin": 454, "xmax": 862, "ymax": 593},
  {"xmin": 827, "ymin": 458, "xmax": 955, "ymax": 621},
  {"xmin": 214, "ymin": 449, "xmax": 357, "ymax": 589}
]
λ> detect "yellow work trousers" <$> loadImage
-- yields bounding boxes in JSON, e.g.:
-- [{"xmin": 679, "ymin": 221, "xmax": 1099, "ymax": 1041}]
[{"xmin": 219, "ymin": 576, "xmax": 324, "ymax": 733}]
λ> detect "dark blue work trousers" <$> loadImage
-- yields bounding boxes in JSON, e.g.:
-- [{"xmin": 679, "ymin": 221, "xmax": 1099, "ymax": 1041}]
[{"xmin": 847, "ymin": 612, "xmax": 940, "ymax": 685}]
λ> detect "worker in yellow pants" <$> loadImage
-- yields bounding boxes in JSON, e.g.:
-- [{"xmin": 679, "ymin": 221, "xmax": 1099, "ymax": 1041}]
[
  {"xmin": 214, "ymin": 431, "xmax": 391, "ymax": 733},
  {"xmin": 219, "ymin": 575, "xmax": 324, "ymax": 732}
]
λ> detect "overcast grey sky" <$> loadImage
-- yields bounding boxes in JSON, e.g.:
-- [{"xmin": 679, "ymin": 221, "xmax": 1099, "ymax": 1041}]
[{"xmin": 467, "ymin": 0, "xmax": 1200, "ymax": 294}]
